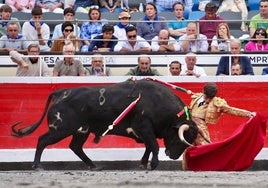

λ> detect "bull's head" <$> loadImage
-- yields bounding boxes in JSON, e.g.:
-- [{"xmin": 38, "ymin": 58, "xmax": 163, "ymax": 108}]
[{"xmin": 164, "ymin": 121, "xmax": 198, "ymax": 160}]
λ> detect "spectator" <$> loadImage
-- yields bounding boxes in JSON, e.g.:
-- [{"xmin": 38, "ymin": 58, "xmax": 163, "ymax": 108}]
[
  {"xmin": 125, "ymin": 55, "xmax": 161, "ymax": 76},
  {"xmin": 146, "ymin": 0, "xmax": 193, "ymax": 18},
  {"xmin": 22, "ymin": 7, "xmax": 50, "ymax": 52},
  {"xmin": 178, "ymin": 22, "xmax": 209, "ymax": 52},
  {"xmin": 180, "ymin": 52, "xmax": 207, "ymax": 77},
  {"xmin": 35, "ymin": 0, "xmax": 64, "ymax": 14},
  {"xmin": 199, "ymin": 2, "xmax": 225, "ymax": 48},
  {"xmin": 6, "ymin": 0, "xmax": 35, "ymax": 13},
  {"xmin": 73, "ymin": 0, "xmax": 99, "ymax": 13},
  {"xmin": 249, "ymin": 0, "xmax": 268, "ymax": 37},
  {"xmin": 99, "ymin": 0, "xmax": 122, "ymax": 13},
  {"xmin": 188, "ymin": 82, "xmax": 255, "ymax": 146},
  {"xmin": 52, "ymin": 7, "xmax": 81, "ymax": 40},
  {"xmin": 114, "ymin": 26, "xmax": 151, "ymax": 52},
  {"xmin": 80, "ymin": 8, "xmax": 107, "ymax": 52},
  {"xmin": 9, "ymin": 44, "xmax": 50, "ymax": 76},
  {"xmin": 216, "ymin": 39, "xmax": 254, "ymax": 76},
  {"xmin": 136, "ymin": 2, "xmax": 168, "ymax": 42},
  {"xmin": 231, "ymin": 62, "xmax": 242, "ymax": 75},
  {"xmin": 0, "ymin": 5, "xmax": 21, "ymax": 37},
  {"xmin": 0, "ymin": 22, "xmax": 30, "ymax": 52},
  {"xmin": 217, "ymin": 0, "xmax": 248, "ymax": 31},
  {"xmin": 88, "ymin": 24, "xmax": 118, "ymax": 52},
  {"xmin": 169, "ymin": 60, "xmax": 182, "ymax": 76},
  {"xmin": 53, "ymin": 42, "xmax": 85, "ymax": 76},
  {"xmin": 211, "ymin": 23, "xmax": 235, "ymax": 52},
  {"xmin": 50, "ymin": 21, "xmax": 81, "ymax": 52},
  {"xmin": 168, "ymin": 2, "xmax": 187, "ymax": 40},
  {"xmin": 151, "ymin": 29, "xmax": 181, "ymax": 52},
  {"xmin": 113, "ymin": 11, "xmax": 133, "ymax": 41},
  {"xmin": 85, "ymin": 54, "xmax": 112, "ymax": 76},
  {"xmin": 262, "ymin": 67, "xmax": 268, "ymax": 75},
  {"xmin": 245, "ymin": 28, "xmax": 268, "ymax": 51}
]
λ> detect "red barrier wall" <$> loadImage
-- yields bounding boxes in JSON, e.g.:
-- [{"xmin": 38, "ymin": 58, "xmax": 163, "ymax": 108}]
[{"xmin": 1, "ymin": 78, "xmax": 268, "ymax": 149}]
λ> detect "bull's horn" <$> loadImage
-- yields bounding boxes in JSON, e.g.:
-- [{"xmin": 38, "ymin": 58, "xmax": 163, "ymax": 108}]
[
  {"xmin": 178, "ymin": 124, "xmax": 193, "ymax": 146},
  {"xmin": 198, "ymin": 128, "xmax": 211, "ymax": 144}
]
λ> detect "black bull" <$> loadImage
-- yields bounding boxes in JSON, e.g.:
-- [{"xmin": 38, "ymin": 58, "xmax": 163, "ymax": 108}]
[{"xmin": 12, "ymin": 79, "xmax": 198, "ymax": 170}]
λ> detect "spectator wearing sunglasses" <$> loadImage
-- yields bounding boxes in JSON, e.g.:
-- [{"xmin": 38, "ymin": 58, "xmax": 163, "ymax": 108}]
[
  {"xmin": 52, "ymin": 8, "xmax": 81, "ymax": 41},
  {"xmin": 50, "ymin": 21, "xmax": 81, "ymax": 52},
  {"xmin": 114, "ymin": 26, "xmax": 151, "ymax": 52},
  {"xmin": 245, "ymin": 28, "xmax": 268, "ymax": 51}
]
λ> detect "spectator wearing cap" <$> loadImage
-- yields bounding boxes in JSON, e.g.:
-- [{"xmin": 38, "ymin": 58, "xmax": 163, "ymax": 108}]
[
  {"xmin": 22, "ymin": 7, "xmax": 51, "ymax": 52},
  {"xmin": 199, "ymin": 2, "xmax": 225, "ymax": 48},
  {"xmin": 88, "ymin": 24, "xmax": 118, "ymax": 52},
  {"xmin": 114, "ymin": 26, "xmax": 151, "ymax": 52},
  {"xmin": 0, "ymin": 4, "xmax": 21, "ymax": 37},
  {"xmin": 151, "ymin": 29, "xmax": 181, "ymax": 52},
  {"xmin": 50, "ymin": 21, "xmax": 81, "ymax": 52},
  {"xmin": 52, "ymin": 7, "xmax": 81, "ymax": 41},
  {"xmin": 113, "ymin": 11, "xmax": 133, "ymax": 41}
]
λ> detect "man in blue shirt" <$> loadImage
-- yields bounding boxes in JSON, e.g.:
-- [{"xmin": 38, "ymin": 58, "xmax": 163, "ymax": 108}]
[
  {"xmin": 216, "ymin": 39, "xmax": 254, "ymax": 76},
  {"xmin": 168, "ymin": 2, "xmax": 187, "ymax": 40}
]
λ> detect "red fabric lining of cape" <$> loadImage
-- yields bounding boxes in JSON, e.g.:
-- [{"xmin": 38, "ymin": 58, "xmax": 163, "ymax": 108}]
[{"xmin": 185, "ymin": 113, "xmax": 268, "ymax": 171}]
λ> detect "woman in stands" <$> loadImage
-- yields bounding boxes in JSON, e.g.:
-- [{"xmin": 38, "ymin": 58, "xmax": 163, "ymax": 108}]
[
  {"xmin": 80, "ymin": 8, "xmax": 107, "ymax": 52},
  {"xmin": 211, "ymin": 23, "xmax": 235, "ymax": 52},
  {"xmin": 245, "ymin": 28, "xmax": 268, "ymax": 51},
  {"xmin": 50, "ymin": 21, "xmax": 81, "ymax": 52}
]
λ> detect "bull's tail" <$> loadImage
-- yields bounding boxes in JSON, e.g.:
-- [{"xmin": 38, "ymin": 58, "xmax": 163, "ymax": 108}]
[{"xmin": 11, "ymin": 92, "xmax": 55, "ymax": 137}]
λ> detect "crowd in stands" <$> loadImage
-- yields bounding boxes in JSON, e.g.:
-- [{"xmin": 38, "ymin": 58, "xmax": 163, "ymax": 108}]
[{"xmin": 0, "ymin": 0, "xmax": 268, "ymax": 76}]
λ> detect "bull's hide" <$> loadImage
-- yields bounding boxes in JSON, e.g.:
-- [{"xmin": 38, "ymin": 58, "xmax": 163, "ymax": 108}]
[{"xmin": 12, "ymin": 79, "xmax": 198, "ymax": 170}]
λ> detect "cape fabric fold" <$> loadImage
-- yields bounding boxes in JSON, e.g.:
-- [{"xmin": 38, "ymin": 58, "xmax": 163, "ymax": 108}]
[{"xmin": 185, "ymin": 113, "xmax": 268, "ymax": 171}]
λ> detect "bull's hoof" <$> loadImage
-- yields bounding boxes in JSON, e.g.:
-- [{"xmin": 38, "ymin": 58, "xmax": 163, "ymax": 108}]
[
  {"xmin": 150, "ymin": 162, "xmax": 158, "ymax": 170},
  {"xmin": 88, "ymin": 166, "xmax": 103, "ymax": 171},
  {"xmin": 32, "ymin": 164, "xmax": 44, "ymax": 171},
  {"xmin": 93, "ymin": 136, "xmax": 101, "ymax": 143},
  {"xmin": 139, "ymin": 164, "xmax": 148, "ymax": 170}
]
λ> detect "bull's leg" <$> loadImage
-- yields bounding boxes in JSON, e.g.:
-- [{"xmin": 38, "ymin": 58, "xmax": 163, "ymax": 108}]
[
  {"xmin": 136, "ymin": 120, "xmax": 159, "ymax": 170},
  {"xmin": 69, "ymin": 132, "xmax": 100, "ymax": 170},
  {"xmin": 140, "ymin": 147, "xmax": 151, "ymax": 169},
  {"xmin": 33, "ymin": 130, "xmax": 71, "ymax": 170}
]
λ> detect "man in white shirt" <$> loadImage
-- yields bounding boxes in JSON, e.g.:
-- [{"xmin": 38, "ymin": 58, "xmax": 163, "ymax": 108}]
[
  {"xmin": 181, "ymin": 52, "xmax": 207, "ymax": 77},
  {"xmin": 178, "ymin": 22, "xmax": 208, "ymax": 52},
  {"xmin": 22, "ymin": 7, "xmax": 50, "ymax": 52},
  {"xmin": 151, "ymin": 29, "xmax": 181, "ymax": 52},
  {"xmin": 114, "ymin": 26, "xmax": 151, "ymax": 52}
]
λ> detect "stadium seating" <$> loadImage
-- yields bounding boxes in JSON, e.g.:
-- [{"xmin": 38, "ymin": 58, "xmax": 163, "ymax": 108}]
[
  {"xmin": 247, "ymin": 0, "xmax": 260, "ymax": 11},
  {"xmin": 188, "ymin": 11, "xmax": 205, "ymax": 21},
  {"xmin": 248, "ymin": 10, "xmax": 259, "ymax": 19}
]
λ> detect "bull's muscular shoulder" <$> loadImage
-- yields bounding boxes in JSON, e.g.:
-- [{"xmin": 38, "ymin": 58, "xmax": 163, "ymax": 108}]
[{"xmin": 212, "ymin": 97, "xmax": 227, "ymax": 108}]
